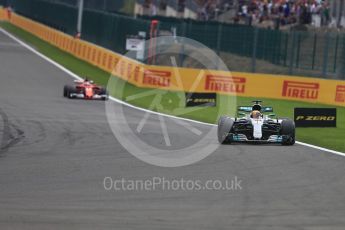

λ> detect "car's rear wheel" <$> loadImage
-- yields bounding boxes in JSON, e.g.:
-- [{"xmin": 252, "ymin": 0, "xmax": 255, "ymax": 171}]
[
  {"xmin": 280, "ymin": 119, "xmax": 295, "ymax": 145},
  {"xmin": 217, "ymin": 116, "xmax": 234, "ymax": 144}
]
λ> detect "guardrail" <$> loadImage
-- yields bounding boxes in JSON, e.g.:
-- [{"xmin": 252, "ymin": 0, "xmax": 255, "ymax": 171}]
[{"xmin": 1, "ymin": 9, "xmax": 344, "ymax": 107}]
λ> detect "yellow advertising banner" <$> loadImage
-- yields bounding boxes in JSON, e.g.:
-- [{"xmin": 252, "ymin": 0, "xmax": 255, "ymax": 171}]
[{"xmin": 4, "ymin": 11, "xmax": 345, "ymax": 107}]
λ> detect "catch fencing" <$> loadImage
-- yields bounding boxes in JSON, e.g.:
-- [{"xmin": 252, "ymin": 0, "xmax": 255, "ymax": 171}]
[{"xmin": 3, "ymin": 0, "xmax": 345, "ymax": 79}]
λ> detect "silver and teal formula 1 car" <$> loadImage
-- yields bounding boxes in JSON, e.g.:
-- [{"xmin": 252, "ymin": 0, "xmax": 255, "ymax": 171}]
[{"xmin": 217, "ymin": 101, "xmax": 295, "ymax": 145}]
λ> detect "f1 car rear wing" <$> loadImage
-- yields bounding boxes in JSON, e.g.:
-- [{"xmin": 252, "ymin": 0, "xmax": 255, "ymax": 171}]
[
  {"xmin": 238, "ymin": 106, "xmax": 273, "ymax": 113},
  {"xmin": 74, "ymin": 79, "xmax": 94, "ymax": 84}
]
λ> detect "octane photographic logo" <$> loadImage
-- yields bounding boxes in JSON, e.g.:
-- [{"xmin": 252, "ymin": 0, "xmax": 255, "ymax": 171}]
[{"xmin": 105, "ymin": 36, "xmax": 236, "ymax": 167}]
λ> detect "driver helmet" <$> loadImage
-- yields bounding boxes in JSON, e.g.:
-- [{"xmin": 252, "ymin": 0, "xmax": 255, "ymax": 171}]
[{"xmin": 250, "ymin": 110, "xmax": 262, "ymax": 119}]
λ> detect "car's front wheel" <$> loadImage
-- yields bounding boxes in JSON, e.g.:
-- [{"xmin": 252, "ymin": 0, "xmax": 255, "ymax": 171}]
[
  {"xmin": 217, "ymin": 116, "xmax": 234, "ymax": 144},
  {"xmin": 65, "ymin": 85, "xmax": 76, "ymax": 99},
  {"xmin": 100, "ymin": 88, "xmax": 109, "ymax": 101},
  {"xmin": 280, "ymin": 119, "xmax": 295, "ymax": 145},
  {"xmin": 63, "ymin": 85, "xmax": 69, "ymax": 97}
]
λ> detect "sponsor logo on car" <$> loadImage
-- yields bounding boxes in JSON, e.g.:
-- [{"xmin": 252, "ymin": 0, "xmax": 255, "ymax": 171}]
[
  {"xmin": 205, "ymin": 75, "xmax": 246, "ymax": 93},
  {"xmin": 282, "ymin": 81, "xmax": 319, "ymax": 99},
  {"xmin": 335, "ymin": 85, "xmax": 345, "ymax": 102},
  {"xmin": 143, "ymin": 70, "xmax": 171, "ymax": 87}
]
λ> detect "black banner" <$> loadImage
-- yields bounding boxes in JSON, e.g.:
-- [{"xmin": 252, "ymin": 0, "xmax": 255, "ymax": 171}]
[
  {"xmin": 294, "ymin": 108, "xmax": 336, "ymax": 127},
  {"xmin": 185, "ymin": 93, "xmax": 216, "ymax": 107}
]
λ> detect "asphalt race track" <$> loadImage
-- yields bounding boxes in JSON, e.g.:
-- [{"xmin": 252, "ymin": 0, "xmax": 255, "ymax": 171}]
[{"xmin": 0, "ymin": 30, "xmax": 345, "ymax": 230}]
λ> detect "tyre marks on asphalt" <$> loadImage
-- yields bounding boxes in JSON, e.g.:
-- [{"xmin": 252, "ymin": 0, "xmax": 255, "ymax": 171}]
[{"xmin": 0, "ymin": 108, "xmax": 25, "ymax": 156}]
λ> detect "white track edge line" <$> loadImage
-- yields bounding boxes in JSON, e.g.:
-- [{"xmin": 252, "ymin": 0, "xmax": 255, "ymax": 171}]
[
  {"xmin": 295, "ymin": 141, "xmax": 345, "ymax": 157},
  {"xmin": 1, "ymin": 28, "xmax": 344, "ymax": 157}
]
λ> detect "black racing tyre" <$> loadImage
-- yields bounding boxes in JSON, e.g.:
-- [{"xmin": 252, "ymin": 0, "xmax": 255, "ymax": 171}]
[
  {"xmin": 280, "ymin": 119, "xmax": 295, "ymax": 145},
  {"xmin": 66, "ymin": 86, "xmax": 76, "ymax": 99},
  {"xmin": 217, "ymin": 116, "xmax": 234, "ymax": 144},
  {"xmin": 63, "ymin": 85, "xmax": 69, "ymax": 97},
  {"xmin": 100, "ymin": 88, "xmax": 109, "ymax": 101}
]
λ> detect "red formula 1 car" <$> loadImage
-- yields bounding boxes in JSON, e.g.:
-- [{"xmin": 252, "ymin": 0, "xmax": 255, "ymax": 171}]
[{"xmin": 63, "ymin": 79, "xmax": 109, "ymax": 100}]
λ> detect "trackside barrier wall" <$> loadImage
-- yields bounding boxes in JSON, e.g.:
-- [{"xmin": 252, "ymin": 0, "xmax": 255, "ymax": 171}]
[
  {"xmin": 0, "ymin": 7, "xmax": 5, "ymax": 20},
  {"xmin": 1, "ymin": 9, "xmax": 344, "ymax": 107}
]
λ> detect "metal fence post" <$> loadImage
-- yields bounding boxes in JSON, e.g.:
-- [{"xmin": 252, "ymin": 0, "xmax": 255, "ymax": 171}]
[
  {"xmin": 251, "ymin": 27, "xmax": 258, "ymax": 73},
  {"xmin": 289, "ymin": 31, "xmax": 296, "ymax": 75},
  {"xmin": 103, "ymin": 0, "xmax": 106, "ymax": 11},
  {"xmin": 333, "ymin": 34, "xmax": 339, "ymax": 73},
  {"xmin": 203, "ymin": 22, "xmax": 208, "ymax": 46},
  {"xmin": 276, "ymin": 31, "xmax": 282, "ymax": 65},
  {"xmin": 311, "ymin": 33, "xmax": 317, "ymax": 70},
  {"xmin": 187, "ymin": 19, "xmax": 192, "ymax": 37},
  {"xmin": 296, "ymin": 33, "xmax": 301, "ymax": 68},
  {"xmin": 77, "ymin": 0, "xmax": 84, "ymax": 35},
  {"xmin": 340, "ymin": 35, "xmax": 345, "ymax": 79},
  {"xmin": 283, "ymin": 33, "xmax": 288, "ymax": 66},
  {"xmin": 216, "ymin": 23, "xmax": 223, "ymax": 70},
  {"xmin": 322, "ymin": 32, "xmax": 330, "ymax": 77},
  {"xmin": 178, "ymin": 22, "xmax": 187, "ymax": 67}
]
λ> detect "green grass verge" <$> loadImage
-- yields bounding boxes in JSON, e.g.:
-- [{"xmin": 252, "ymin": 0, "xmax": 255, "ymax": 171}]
[{"xmin": 1, "ymin": 21, "xmax": 344, "ymax": 152}]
